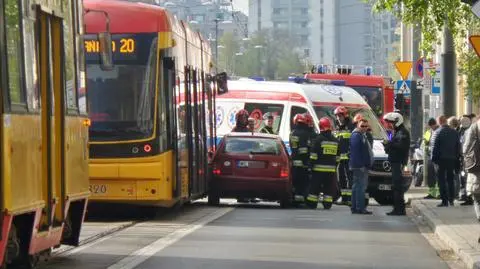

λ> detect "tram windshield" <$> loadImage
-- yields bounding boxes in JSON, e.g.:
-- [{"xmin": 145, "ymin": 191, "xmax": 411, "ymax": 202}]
[{"xmin": 85, "ymin": 33, "xmax": 158, "ymax": 141}]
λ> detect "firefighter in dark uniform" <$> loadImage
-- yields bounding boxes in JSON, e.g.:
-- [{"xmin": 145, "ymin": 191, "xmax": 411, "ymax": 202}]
[
  {"xmin": 289, "ymin": 113, "xmax": 313, "ymax": 203},
  {"xmin": 306, "ymin": 117, "xmax": 339, "ymax": 209},
  {"xmin": 333, "ymin": 106, "xmax": 355, "ymax": 205},
  {"xmin": 232, "ymin": 109, "xmax": 250, "ymax": 132}
]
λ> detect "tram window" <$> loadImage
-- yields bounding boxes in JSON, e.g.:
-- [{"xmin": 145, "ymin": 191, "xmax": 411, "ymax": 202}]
[
  {"xmin": 22, "ymin": 17, "xmax": 40, "ymax": 111},
  {"xmin": 5, "ymin": 0, "xmax": 26, "ymax": 106},
  {"xmin": 64, "ymin": 0, "xmax": 78, "ymax": 112}
]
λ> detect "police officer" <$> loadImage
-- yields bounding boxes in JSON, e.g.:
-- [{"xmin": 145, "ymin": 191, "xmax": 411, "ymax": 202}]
[
  {"xmin": 232, "ymin": 109, "xmax": 250, "ymax": 132},
  {"xmin": 289, "ymin": 113, "xmax": 313, "ymax": 203},
  {"xmin": 306, "ymin": 117, "xmax": 339, "ymax": 209},
  {"xmin": 333, "ymin": 106, "xmax": 355, "ymax": 205},
  {"xmin": 260, "ymin": 114, "xmax": 276, "ymax": 134},
  {"xmin": 383, "ymin": 112, "xmax": 411, "ymax": 216}
]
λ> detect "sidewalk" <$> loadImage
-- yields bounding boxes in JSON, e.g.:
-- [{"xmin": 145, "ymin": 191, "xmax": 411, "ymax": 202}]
[{"xmin": 411, "ymin": 197, "xmax": 480, "ymax": 269}]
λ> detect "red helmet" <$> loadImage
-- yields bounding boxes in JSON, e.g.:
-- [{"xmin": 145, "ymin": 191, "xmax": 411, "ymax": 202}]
[
  {"xmin": 235, "ymin": 109, "xmax": 249, "ymax": 121},
  {"xmin": 319, "ymin": 117, "xmax": 332, "ymax": 131},
  {"xmin": 304, "ymin": 113, "xmax": 314, "ymax": 127},
  {"xmin": 334, "ymin": 106, "xmax": 348, "ymax": 116},
  {"xmin": 293, "ymin": 113, "xmax": 307, "ymax": 125},
  {"xmin": 353, "ymin": 113, "xmax": 364, "ymax": 124}
]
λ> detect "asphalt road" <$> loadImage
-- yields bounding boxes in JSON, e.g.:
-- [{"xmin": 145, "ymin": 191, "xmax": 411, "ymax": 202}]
[{"xmin": 40, "ymin": 201, "xmax": 451, "ymax": 269}]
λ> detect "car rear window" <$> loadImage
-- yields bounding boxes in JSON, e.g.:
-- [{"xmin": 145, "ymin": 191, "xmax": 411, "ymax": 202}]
[{"xmin": 224, "ymin": 137, "xmax": 282, "ymax": 155}]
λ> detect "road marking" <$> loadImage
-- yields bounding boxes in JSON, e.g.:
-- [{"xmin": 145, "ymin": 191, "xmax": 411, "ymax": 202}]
[{"xmin": 107, "ymin": 207, "xmax": 233, "ymax": 269}]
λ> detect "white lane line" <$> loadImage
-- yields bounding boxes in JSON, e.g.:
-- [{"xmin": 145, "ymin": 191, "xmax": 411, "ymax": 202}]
[{"xmin": 107, "ymin": 207, "xmax": 234, "ymax": 269}]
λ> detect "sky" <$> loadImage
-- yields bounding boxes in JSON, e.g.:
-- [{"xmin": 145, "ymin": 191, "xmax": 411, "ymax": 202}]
[{"xmin": 232, "ymin": 0, "xmax": 248, "ymax": 15}]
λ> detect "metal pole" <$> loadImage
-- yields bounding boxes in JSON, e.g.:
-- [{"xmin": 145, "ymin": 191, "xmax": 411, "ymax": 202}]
[
  {"xmin": 215, "ymin": 18, "xmax": 219, "ymax": 74},
  {"xmin": 411, "ymin": 22, "xmax": 423, "ymax": 143},
  {"xmin": 441, "ymin": 25, "xmax": 456, "ymax": 117}
]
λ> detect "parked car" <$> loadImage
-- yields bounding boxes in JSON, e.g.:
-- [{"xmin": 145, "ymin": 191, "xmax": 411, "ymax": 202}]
[{"xmin": 208, "ymin": 132, "xmax": 292, "ymax": 208}]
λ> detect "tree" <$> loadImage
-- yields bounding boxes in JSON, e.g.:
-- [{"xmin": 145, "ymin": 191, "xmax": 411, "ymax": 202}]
[
  {"xmin": 217, "ymin": 32, "xmax": 240, "ymax": 74},
  {"xmin": 370, "ymin": 0, "xmax": 480, "ymax": 101},
  {"xmin": 370, "ymin": 0, "xmax": 473, "ymax": 58},
  {"xmin": 226, "ymin": 29, "xmax": 305, "ymax": 80}
]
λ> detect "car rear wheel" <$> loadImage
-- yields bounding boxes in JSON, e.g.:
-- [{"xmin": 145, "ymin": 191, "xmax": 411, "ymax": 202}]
[
  {"xmin": 208, "ymin": 192, "xmax": 220, "ymax": 206},
  {"xmin": 373, "ymin": 193, "xmax": 393, "ymax": 205},
  {"xmin": 280, "ymin": 198, "xmax": 291, "ymax": 208}
]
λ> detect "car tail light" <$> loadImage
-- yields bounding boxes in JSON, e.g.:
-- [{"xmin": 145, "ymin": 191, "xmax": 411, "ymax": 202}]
[
  {"xmin": 213, "ymin": 163, "xmax": 221, "ymax": 175},
  {"xmin": 280, "ymin": 166, "xmax": 289, "ymax": 178}
]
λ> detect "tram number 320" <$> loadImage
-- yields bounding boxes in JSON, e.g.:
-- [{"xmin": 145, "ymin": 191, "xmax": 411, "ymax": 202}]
[{"xmin": 89, "ymin": 184, "xmax": 107, "ymax": 194}]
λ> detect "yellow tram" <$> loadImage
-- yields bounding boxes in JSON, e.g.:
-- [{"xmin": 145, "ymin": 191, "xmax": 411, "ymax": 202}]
[
  {"xmin": 84, "ymin": 0, "xmax": 217, "ymax": 207},
  {"xmin": 0, "ymin": 0, "xmax": 90, "ymax": 267}
]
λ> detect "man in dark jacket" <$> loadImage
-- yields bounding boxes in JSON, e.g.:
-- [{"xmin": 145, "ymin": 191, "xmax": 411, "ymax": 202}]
[
  {"xmin": 349, "ymin": 119, "xmax": 374, "ymax": 214},
  {"xmin": 383, "ymin": 112, "xmax": 410, "ymax": 216},
  {"xmin": 432, "ymin": 115, "xmax": 461, "ymax": 207}
]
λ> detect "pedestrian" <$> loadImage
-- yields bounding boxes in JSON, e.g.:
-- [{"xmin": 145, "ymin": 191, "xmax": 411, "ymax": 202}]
[
  {"xmin": 422, "ymin": 118, "xmax": 440, "ymax": 199},
  {"xmin": 383, "ymin": 112, "xmax": 410, "ymax": 216},
  {"xmin": 349, "ymin": 119, "xmax": 373, "ymax": 214},
  {"xmin": 459, "ymin": 115, "xmax": 473, "ymax": 205},
  {"xmin": 431, "ymin": 115, "xmax": 461, "ymax": 207},
  {"xmin": 463, "ymin": 117, "xmax": 480, "ymax": 233}
]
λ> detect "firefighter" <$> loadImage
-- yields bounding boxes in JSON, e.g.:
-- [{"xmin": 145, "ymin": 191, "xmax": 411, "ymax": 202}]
[
  {"xmin": 289, "ymin": 113, "xmax": 313, "ymax": 203},
  {"xmin": 232, "ymin": 109, "xmax": 250, "ymax": 132},
  {"xmin": 306, "ymin": 117, "xmax": 339, "ymax": 209},
  {"xmin": 333, "ymin": 106, "xmax": 355, "ymax": 205}
]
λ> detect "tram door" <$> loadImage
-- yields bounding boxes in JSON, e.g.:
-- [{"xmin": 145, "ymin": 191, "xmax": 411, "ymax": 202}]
[{"xmin": 37, "ymin": 9, "xmax": 66, "ymax": 228}]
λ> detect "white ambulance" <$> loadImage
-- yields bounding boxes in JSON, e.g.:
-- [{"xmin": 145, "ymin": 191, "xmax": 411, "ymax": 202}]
[{"xmin": 214, "ymin": 79, "xmax": 412, "ymax": 205}]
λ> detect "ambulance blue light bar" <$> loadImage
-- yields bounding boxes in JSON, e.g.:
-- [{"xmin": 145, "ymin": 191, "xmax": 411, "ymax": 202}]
[{"xmin": 288, "ymin": 76, "xmax": 346, "ymax": 86}]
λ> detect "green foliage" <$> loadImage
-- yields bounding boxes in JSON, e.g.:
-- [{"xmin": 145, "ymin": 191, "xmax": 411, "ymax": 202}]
[
  {"xmin": 370, "ymin": 0, "xmax": 473, "ymax": 58},
  {"xmin": 217, "ymin": 29, "xmax": 305, "ymax": 80},
  {"xmin": 370, "ymin": 0, "xmax": 480, "ymax": 101}
]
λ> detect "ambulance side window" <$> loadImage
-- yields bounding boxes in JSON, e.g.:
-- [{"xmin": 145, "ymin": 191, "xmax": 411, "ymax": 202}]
[{"xmin": 290, "ymin": 106, "xmax": 308, "ymax": 132}]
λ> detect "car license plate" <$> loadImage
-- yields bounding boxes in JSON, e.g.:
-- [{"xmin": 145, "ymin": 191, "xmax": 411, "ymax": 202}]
[
  {"xmin": 237, "ymin": 161, "xmax": 249, "ymax": 168},
  {"xmin": 378, "ymin": 184, "xmax": 392, "ymax": 191},
  {"xmin": 89, "ymin": 184, "xmax": 108, "ymax": 194}
]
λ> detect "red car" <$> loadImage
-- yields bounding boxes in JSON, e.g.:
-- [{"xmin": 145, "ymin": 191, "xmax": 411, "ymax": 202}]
[{"xmin": 208, "ymin": 133, "xmax": 292, "ymax": 208}]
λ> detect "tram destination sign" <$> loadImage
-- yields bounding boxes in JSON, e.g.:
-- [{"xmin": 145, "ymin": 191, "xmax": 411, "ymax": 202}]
[{"xmin": 85, "ymin": 33, "xmax": 157, "ymax": 64}]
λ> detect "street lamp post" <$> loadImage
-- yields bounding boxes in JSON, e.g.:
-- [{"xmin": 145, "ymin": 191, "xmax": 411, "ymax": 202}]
[{"xmin": 215, "ymin": 18, "xmax": 220, "ymax": 74}]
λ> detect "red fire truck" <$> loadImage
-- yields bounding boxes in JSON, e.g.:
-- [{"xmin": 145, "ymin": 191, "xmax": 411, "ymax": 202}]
[{"xmin": 305, "ymin": 65, "xmax": 394, "ymax": 118}]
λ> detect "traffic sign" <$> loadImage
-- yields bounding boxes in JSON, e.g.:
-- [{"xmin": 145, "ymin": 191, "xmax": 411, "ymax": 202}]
[
  {"xmin": 415, "ymin": 58, "xmax": 424, "ymax": 78},
  {"xmin": 394, "ymin": 61, "xmax": 413, "ymax": 80},
  {"xmin": 473, "ymin": 1, "xmax": 480, "ymax": 18},
  {"xmin": 432, "ymin": 69, "xmax": 441, "ymax": 95},
  {"xmin": 395, "ymin": 80, "xmax": 411, "ymax": 95},
  {"xmin": 469, "ymin": 35, "xmax": 480, "ymax": 57}
]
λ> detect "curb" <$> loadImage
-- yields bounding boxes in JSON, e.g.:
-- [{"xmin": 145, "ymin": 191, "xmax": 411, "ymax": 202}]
[
  {"xmin": 52, "ymin": 221, "xmax": 136, "ymax": 256},
  {"xmin": 411, "ymin": 200, "xmax": 480, "ymax": 269}
]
